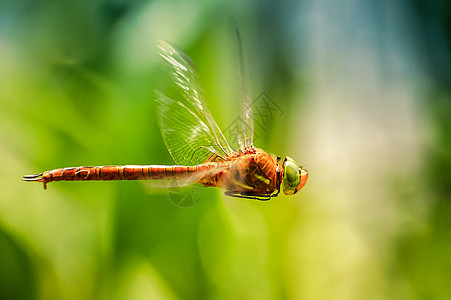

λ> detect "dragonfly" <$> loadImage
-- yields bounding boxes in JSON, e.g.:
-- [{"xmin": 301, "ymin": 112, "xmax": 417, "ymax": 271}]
[{"xmin": 23, "ymin": 41, "xmax": 308, "ymax": 200}]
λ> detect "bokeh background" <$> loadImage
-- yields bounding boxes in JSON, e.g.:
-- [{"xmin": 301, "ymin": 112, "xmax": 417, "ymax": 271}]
[{"xmin": 1, "ymin": 0, "xmax": 450, "ymax": 299}]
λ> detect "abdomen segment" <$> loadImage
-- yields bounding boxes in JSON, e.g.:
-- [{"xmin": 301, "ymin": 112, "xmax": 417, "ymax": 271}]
[{"xmin": 23, "ymin": 165, "xmax": 210, "ymax": 189}]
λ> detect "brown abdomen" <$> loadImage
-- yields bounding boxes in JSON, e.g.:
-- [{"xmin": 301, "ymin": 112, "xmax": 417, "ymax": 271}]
[{"xmin": 24, "ymin": 164, "xmax": 218, "ymax": 189}]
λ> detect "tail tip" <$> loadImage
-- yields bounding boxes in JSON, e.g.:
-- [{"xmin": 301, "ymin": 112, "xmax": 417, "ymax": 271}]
[{"xmin": 23, "ymin": 173, "xmax": 48, "ymax": 190}]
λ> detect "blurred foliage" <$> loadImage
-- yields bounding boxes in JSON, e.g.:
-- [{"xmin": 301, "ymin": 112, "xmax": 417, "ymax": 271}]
[{"xmin": 1, "ymin": 0, "xmax": 451, "ymax": 299}]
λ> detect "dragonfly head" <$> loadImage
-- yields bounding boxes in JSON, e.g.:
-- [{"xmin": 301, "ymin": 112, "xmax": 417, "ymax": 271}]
[{"xmin": 282, "ymin": 157, "xmax": 308, "ymax": 195}]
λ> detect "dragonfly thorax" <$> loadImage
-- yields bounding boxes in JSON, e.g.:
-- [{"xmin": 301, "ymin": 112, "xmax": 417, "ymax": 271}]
[{"xmin": 207, "ymin": 148, "xmax": 280, "ymax": 197}]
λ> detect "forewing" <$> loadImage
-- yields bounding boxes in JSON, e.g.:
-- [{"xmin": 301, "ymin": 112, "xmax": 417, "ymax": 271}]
[
  {"xmin": 157, "ymin": 41, "xmax": 233, "ymax": 165},
  {"xmin": 235, "ymin": 29, "xmax": 254, "ymax": 149},
  {"xmin": 240, "ymin": 99, "xmax": 254, "ymax": 149}
]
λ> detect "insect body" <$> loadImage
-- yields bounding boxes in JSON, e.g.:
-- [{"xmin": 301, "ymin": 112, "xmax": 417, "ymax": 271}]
[{"xmin": 23, "ymin": 42, "xmax": 308, "ymax": 200}]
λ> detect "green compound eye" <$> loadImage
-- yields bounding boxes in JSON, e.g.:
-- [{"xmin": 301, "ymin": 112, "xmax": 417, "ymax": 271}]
[
  {"xmin": 285, "ymin": 161, "xmax": 298, "ymax": 183},
  {"xmin": 281, "ymin": 157, "xmax": 309, "ymax": 195},
  {"xmin": 282, "ymin": 157, "xmax": 301, "ymax": 195}
]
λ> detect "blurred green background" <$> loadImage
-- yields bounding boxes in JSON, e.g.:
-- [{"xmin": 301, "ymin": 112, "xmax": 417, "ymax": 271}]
[{"xmin": 1, "ymin": 0, "xmax": 451, "ymax": 299}]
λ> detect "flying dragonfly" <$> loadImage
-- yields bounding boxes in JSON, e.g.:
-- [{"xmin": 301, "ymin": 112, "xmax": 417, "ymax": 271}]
[{"xmin": 23, "ymin": 41, "xmax": 308, "ymax": 200}]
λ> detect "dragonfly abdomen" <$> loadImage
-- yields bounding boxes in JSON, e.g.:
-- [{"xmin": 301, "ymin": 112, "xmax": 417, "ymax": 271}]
[{"xmin": 23, "ymin": 165, "xmax": 210, "ymax": 189}]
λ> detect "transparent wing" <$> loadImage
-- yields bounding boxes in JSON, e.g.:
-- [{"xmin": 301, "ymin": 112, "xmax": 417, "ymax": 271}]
[
  {"xmin": 235, "ymin": 28, "xmax": 254, "ymax": 150},
  {"xmin": 157, "ymin": 41, "xmax": 233, "ymax": 165},
  {"xmin": 238, "ymin": 80, "xmax": 254, "ymax": 149}
]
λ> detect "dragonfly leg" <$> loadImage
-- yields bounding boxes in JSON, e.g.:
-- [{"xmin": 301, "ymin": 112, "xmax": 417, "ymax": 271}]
[{"xmin": 224, "ymin": 191, "xmax": 274, "ymax": 201}]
